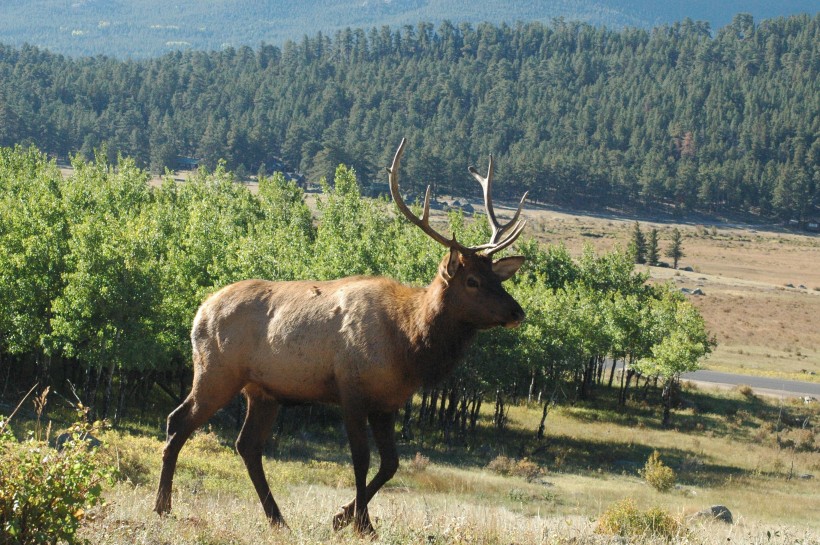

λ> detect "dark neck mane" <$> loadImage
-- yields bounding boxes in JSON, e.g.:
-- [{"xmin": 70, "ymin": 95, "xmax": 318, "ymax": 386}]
[{"xmin": 404, "ymin": 278, "xmax": 476, "ymax": 387}]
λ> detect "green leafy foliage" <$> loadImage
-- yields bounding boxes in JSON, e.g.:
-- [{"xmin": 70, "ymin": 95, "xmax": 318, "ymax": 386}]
[
  {"xmin": 0, "ymin": 411, "xmax": 111, "ymax": 545},
  {"xmin": 0, "ymin": 146, "xmax": 716, "ymax": 430},
  {"xmin": 0, "ymin": 146, "xmax": 68, "ymax": 357},
  {"xmin": 640, "ymin": 450, "xmax": 677, "ymax": 492},
  {"xmin": 633, "ymin": 290, "xmax": 714, "ymax": 425}
]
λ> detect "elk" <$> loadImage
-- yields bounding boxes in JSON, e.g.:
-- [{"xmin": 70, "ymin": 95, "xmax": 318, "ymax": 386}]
[{"xmin": 153, "ymin": 138, "xmax": 527, "ymax": 535}]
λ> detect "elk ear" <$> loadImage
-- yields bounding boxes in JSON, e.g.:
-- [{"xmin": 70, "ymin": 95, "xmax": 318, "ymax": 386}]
[
  {"xmin": 439, "ymin": 247, "xmax": 461, "ymax": 282},
  {"xmin": 492, "ymin": 255, "xmax": 525, "ymax": 281}
]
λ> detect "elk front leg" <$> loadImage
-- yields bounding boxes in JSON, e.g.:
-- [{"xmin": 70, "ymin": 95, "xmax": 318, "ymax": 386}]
[
  {"xmin": 333, "ymin": 411, "xmax": 398, "ymax": 534},
  {"xmin": 334, "ymin": 407, "xmax": 375, "ymax": 535}
]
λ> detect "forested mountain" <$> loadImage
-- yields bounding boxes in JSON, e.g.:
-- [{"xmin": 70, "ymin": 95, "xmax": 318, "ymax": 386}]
[
  {"xmin": 0, "ymin": 0, "xmax": 816, "ymax": 58},
  {"xmin": 1, "ymin": 14, "xmax": 818, "ymax": 219}
]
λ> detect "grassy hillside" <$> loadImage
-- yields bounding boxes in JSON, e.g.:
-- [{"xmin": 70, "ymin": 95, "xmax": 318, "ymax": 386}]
[
  {"xmin": 67, "ymin": 387, "xmax": 819, "ymax": 544},
  {"xmin": 0, "ymin": 0, "xmax": 816, "ymax": 58}
]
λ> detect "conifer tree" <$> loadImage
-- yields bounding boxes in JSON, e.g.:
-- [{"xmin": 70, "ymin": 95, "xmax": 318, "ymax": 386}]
[
  {"xmin": 665, "ymin": 228, "xmax": 685, "ymax": 269},
  {"xmin": 646, "ymin": 227, "xmax": 659, "ymax": 266},
  {"xmin": 631, "ymin": 221, "xmax": 646, "ymax": 264}
]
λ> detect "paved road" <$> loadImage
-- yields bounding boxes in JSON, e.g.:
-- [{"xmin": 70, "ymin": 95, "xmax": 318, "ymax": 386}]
[{"xmin": 681, "ymin": 369, "xmax": 820, "ymax": 398}]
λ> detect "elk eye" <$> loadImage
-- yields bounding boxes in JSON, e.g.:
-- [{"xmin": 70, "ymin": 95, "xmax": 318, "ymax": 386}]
[{"xmin": 466, "ymin": 276, "xmax": 480, "ymax": 288}]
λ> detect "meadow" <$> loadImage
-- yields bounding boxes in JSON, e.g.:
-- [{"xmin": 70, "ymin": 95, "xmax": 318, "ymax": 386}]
[{"xmin": 75, "ymin": 383, "xmax": 818, "ymax": 544}]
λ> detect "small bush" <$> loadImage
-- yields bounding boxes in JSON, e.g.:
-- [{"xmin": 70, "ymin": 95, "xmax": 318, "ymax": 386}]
[
  {"xmin": 486, "ymin": 455, "xmax": 542, "ymax": 482},
  {"xmin": 487, "ymin": 454, "xmax": 515, "ymax": 475},
  {"xmin": 513, "ymin": 457, "xmax": 542, "ymax": 481},
  {"xmin": 188, "ymin": 427, "xmax": 229, "ymax": 454},
  {"xmin": 736, "ymin": 384, "xmax": 755, "ymax": 399},
  {"xmin": 98, "ymin": 431, "xmax": 158, "ymax": 486},
  {"xmin": 0, "ymin": 410, "xmax": 111, "ymax": 545},
  {"xmin": 597, "ymin": 498, "xmax": 684, "ymax": 540},
  {"xmin": 406, "ymin": 451, "xmax": 430, "ymax": 473},
  {"xmin": 641, "ymin": 450, "xmax": 676, "ymax": 492}
]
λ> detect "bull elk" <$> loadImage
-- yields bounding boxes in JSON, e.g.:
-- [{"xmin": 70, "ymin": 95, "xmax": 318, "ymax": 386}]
[{"xmin": 153, "ymin": 139, "xmax": 528, "ymax": 535}]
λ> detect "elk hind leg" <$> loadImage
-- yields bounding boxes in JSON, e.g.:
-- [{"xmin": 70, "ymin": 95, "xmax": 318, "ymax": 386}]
[
  {"xmin": 154, "ymin": 373, "xmax": 242, "ymax": 515},
  {"xmin": 333, "ymin": 411, "xmax": 398, "ymax": 534},
  {"xmin": 236, "ymin": 387, "xmax": 286, "ymax": 527}
]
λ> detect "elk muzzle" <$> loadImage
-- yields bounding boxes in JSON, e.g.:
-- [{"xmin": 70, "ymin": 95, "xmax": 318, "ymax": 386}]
[{"xmin": 504, "ymin": 303, "xmax": 526, "ymax": 329}]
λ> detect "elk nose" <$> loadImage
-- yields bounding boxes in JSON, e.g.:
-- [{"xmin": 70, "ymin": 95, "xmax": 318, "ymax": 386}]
[{"xmin": 506, "ymin": 307, "xmax": 526, "ymax": 328}]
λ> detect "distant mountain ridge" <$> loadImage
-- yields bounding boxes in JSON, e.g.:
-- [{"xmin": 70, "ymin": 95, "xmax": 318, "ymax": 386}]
[{"xmin": 1, "ymin": 0, "xmax": 817, "ymax": 58}]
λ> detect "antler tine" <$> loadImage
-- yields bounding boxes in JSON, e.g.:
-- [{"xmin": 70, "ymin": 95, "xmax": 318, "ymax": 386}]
[
  {"xmin": 387, "ymin": 138, "xmax": 467, "ymax": 252},
  {"xmin": 468, "ymin": 155, "xmax": 502, "ymax": 242},
  {"xmin": 485, "ymin": 216, "xmax": 527, "ymax": 256},
  {"xmin": 469, "ymin": 156, "xmax": 528, "ymax": 251},
  {"xmin": 468, "ymin": 157, "xmax": 526, "ymax": 245},
  {"xmin": 468, "ymin": 154, "xmax": 500, "ymax": 237},
  {"xmin": 472, "ymin": 191, "xmax": 529, "ymax": 251}
]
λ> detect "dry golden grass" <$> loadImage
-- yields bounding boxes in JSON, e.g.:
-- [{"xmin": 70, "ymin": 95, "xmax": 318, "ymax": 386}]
[
  {"xmin": 80, "ymin": 471, "xmax": 820, "ymax": 545},
  {"xmin": 76, "ymin": 386, "xmax": 820, "ymax": 545}
]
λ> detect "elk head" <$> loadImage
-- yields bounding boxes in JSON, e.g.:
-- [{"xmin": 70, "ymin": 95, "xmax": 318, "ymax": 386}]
[{"xmin": 387, "ymin": 138, "xmax": 527, "ymax": 329}]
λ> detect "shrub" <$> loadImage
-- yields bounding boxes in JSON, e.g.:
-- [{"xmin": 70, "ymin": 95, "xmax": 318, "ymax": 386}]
[
  {"xmin": 188, "ymin": 427, "xmax": 229, "ymax": 454},
  {"xmin": 98, "ymin": 431, "xmax": 157, "ymax": 486},
  {"xmin": 406, "ymin": 451, "xmax": 430, "ymax": 473},
  {"xmin": 736, "ymin": 384, "xmax": 755, "ymax": 399},
  {"xmin": 0, "ymin": 410, "xmax": 111, "ymax": 545},
  {"xmin": 512, "ymin": 457, "xmax": 543, "ymax": 481},
  {"xmin": 641, "ymin": 450, "xmax": 676, "ymax": 492},
  {"xmin": 486, "ymin": 455, "xmax": 543, "ymax": 481},
  {"xmin": 486, "ymin": 454, "xmax": 515, "ymax": 475},
  {"xmin": 596, "ymin": 498, "xmax": 684, "ymax": 540}
]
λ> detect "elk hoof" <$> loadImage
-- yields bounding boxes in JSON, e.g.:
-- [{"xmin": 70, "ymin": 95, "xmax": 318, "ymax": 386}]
[
  {"xmin": 153, "ymin": 496, "xmax": 172, "ymax": 516},
  {"xmin": 354, "ymin": 518, "xmax": 377, "ymax": 539},
  {"xmin": 332, "ymin": 504, "xmax": 354, "ymax": 531},
  {"xmin": 268, "ymin": 516, "xmax": 289, "ymax": 530}
]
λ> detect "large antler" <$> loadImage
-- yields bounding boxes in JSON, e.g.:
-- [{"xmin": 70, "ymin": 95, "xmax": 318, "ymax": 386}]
[
  {"xmin": 468, "ymin": 156, "xmax": 528, "ymax": 256},
  {"xmin": 387, "ymin": 138, "xmax": 527, "ymax": 256},
  {"xmin": 387, "ymin": 138, "xmax": 468, "ymax": 252}
]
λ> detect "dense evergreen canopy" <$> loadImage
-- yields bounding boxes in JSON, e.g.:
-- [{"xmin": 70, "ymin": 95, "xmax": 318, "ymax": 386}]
[{"xmin": 0, "ymin": 14, "xmax": 817, "ymax": 219}]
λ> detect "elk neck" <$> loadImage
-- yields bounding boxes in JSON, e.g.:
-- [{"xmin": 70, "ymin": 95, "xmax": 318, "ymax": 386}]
[{"xmin": 399, "ymin": 274, "xmax": 477, "ymax": 388}]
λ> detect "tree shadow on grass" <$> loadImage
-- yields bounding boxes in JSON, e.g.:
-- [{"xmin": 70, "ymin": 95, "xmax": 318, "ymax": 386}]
[
  {"xmin": 522, "ymin": 434, "xmax": 745, "ymax": 487},
  {"xmin": 140, "ymin": 385, "xmax": 806, "ymax": 492}
]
